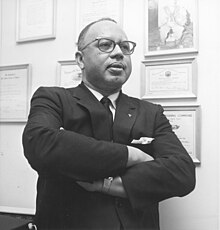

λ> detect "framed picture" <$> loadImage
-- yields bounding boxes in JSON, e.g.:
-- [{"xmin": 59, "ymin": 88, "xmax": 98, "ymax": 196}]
[
  {"xmin": 145, "ymin": 0, "xmax": 198, "ymax": 56},
  {"xmin": 57, "ymin": 60, "xmax": 82, "ymax": 88},
  {"xmin": 0, "ymin": 0, "xmax": 1, "ymax": 45},
  {"xmin": 76, "ymin": 0, "xmax": 123, "ymax": 37},
  {"xmin": 16, "ymin": 0, "xmax": 56, "ymax": 42},
  {"xmin": 0, "ymin": 64, "xmax": 31, "ymax": 122},
  {"xmin": 163, "ymin": 105, "xmax": 201, "ymax": 163},
  {"xmin": 141, "ymin": 56, "xmax": 197, "ymax": 99}
]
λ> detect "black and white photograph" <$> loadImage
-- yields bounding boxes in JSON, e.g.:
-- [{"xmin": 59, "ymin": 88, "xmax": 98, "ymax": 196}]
[{"xmin": 0, "ymin": 0, "xmax": 219, "ymax": 230}]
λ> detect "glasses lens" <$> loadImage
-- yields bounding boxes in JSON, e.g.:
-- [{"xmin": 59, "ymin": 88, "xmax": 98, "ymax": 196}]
[
  {"xmin": 120, "ymin": 41, "xmax": 135, "ymax": 54},
  {"xmin": 97, "ymin": 38, "xmax": 136, "ymax": 55},
  {"xmin": 98, "ymin": 39, "xmax": 114, "ymax": 52}
]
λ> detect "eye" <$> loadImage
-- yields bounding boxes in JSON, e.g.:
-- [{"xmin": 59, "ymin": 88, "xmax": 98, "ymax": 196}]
[
  {"xmin": 99, "ymin": 39, "xmax": 113, "ymax": 51},
  {"xmin": 120, "ymin": 42, "xmax": 130, "ymax": 52}
]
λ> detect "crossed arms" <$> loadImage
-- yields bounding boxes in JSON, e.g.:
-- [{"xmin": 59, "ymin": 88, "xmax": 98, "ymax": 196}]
[
  {"xmin": 23, "ymin": 87, "xmax": 195, "ymax": 208},
  {"xmin": 76, "ymin": 145, "xmax": 154, "ymax": 198}
]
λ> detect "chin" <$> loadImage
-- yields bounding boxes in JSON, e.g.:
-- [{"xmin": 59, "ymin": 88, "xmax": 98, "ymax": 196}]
[{"xmin": 110, "ymin": 74, "xmax": 128, "ymax": 82}]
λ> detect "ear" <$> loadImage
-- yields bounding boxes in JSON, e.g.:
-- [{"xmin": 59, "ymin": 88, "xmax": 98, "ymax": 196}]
[{"xmin": 75, "ymin": 51, "xmax": 85, "ymax": 70}]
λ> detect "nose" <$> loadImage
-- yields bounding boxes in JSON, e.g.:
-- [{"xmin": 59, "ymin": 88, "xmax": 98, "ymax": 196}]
[{"xmin": 110, "ymin": 44, "xmax": 124, "ymax": 59}]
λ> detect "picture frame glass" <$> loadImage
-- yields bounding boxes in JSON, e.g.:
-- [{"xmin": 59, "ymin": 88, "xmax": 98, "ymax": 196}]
[
  {"xmin": 0, "ymin": 65, "xmax": 30, "ymax": 122},
  {"xmin": 147, "ymin": 63, "xmax": 191, "ymax": 96},
  {"xmin": 57, "ymin": 61, "xmax": 82, "ymax": 88},
  {"xmin": 16, "ymin": 0, "xmax": 56, "ymax": 42},
  {"xmin": 76, "ymin": 0, "xmax": 123, "ymax": 37},
  {"xmin": 146, "ymin": 0, "xmax": 198, "ymax": 55},
  {"xmin": 141, "ymin": 57, "xmax": 197, "ymax": 99},
  {"xmin": 164, "ymin": 106, "xmax": 200, "ymax": 163}
]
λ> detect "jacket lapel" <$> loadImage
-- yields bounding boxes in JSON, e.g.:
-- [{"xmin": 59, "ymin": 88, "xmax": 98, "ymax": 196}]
[
  {"xmin": 113, "ymin": 93, "xmax": 138, "ymax": 144},
  {"xmin": 69, "ymin": 83, "xmax": 138, "ymax": 143},
  {"xmin": 69, "ymin": 83, "xmax": 112, "ymax": 141}
]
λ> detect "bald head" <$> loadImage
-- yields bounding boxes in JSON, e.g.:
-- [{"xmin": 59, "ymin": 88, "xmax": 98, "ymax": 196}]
[{"xmin": 77, "ymin": 18, "xmax": 117, "ymax": 51}]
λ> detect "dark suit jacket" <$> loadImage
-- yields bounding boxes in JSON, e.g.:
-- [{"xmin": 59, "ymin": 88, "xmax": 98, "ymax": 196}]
[{"xmin": 22, "ymin": 83, "xmax": 195, "ymax": 230}]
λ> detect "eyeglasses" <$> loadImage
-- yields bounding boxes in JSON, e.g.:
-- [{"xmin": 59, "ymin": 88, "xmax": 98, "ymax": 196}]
[{"xmin": 80, "ymin": 38, "xmax": 136, "ymax": 55}]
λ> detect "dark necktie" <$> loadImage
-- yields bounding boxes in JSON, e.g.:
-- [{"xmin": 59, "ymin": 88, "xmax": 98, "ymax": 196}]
[{"xmin": 100, "ymin": 97, "xmax": 113, "ymax": 140}]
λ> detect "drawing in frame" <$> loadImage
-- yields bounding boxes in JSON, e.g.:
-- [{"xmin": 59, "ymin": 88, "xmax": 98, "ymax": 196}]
[
  {"xmin": 0, "ymin": 64, "xmax": 31, "ymax": 122},
  {"xmin": 76, "ymin": 0, "xmax": 124, "ymax": 38},
  {"xmin": 145, "ymin": 0, "xmax": 198, "ymax": 56},
  {"xmin": 141, "ymin": 56, "xmax": 197, "ymax": 99},
  {"xmin": 57, "ymin": 60, "xmax": 82, "ymax": 88},
  {"xmin": 163, "ymin": 105, "xmax": 201, "ymax": 164},
  {"xmin": 16, "ymin": 0, "xmax": 56, "ymax": 43}
]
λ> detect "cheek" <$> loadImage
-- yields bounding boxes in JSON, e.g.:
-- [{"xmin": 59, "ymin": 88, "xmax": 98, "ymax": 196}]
[
  {"xmin": 85, "ymin": 53, "xmax": 105, "ymax": 70},
  {"xmin": 126, "ymin": 59, "xmax": 132, "ymax": 75},
  {"xmin": 84, "ymin": 59, "xmax": 102, "ymax": 75}
]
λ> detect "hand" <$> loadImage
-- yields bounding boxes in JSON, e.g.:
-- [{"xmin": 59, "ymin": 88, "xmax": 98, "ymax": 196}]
[
  {"xmin": 77, "ymin": 177, "xmax": 128, "ymax": 198},
  {"xmin": 127, "ymin": 146, "xmax": 153, "ymax": 167},
  {"xmin": 76, "ymin": 180, "xmax": 103, "ymax": 192}
]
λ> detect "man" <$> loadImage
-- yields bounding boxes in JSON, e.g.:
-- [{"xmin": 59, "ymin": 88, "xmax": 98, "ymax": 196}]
[{"xmin": 23, "ymin": 18, "xmax": 195, "ymax": 230}]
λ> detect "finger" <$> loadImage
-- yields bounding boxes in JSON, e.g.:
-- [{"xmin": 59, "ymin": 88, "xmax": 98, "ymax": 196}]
[{"xmin": 76, "ymin": 181, "xmax": 94, "ymax": 191}]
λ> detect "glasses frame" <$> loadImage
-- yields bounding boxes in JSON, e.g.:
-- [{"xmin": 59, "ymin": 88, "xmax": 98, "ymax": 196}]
[{"xmin": 80, "ymin": 37, "xmax": 136, "ymax": 55}]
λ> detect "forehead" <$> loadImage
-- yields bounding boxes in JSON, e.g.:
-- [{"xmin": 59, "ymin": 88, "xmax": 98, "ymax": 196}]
[{"xmin": 85, "ymin": 21, "xmax": 128, "ymax": 41}]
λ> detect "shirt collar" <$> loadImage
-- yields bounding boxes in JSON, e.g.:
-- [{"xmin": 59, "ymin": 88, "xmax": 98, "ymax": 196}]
[{"xmin": 84, "ymin": 84, "xmax": 119, "ymax": 109}]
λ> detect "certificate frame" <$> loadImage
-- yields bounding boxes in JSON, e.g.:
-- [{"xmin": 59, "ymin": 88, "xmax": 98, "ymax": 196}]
[
  {"xmin": 76, "ymin": 0, "xmax": 124, "ymax": 39},
  {"xmin": 57, "ymin": 60, "xmax": 82, "ymax": 88},
  {"xmin": 0, "ymin": 64, "xmax": 31, "ymax": 122},
  {"xmin": 145, "ymin": 0, "xmax": 198, "ymax": 56},
  {"xmin": 163, "ymin": 105, "xmax": 201, "ymax": 164},
  {"xmin": 141, "ymin": 56, "xmax": 197, "ymax": 99},
  {"xmin": 16, "ymin": 0, "xmax": 56, "ymax": 43}
]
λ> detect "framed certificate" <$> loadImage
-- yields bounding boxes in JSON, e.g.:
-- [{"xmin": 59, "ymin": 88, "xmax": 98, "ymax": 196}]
[
  {"xmin": 0, "ymin": 64, "xmax": 31, "ymax": 122},
  {"xmin": 141, "ymin": 56, "xmax": 197, "ymax": 99},
  {"xmin": 76, "ymin": 0, "xmax": 123, "ymax": 37},
  {"xmin": 16, "ymin": 0, "xmax": 56, "ymax": 42},
  {"xmin": 145, "ymin": 0, "xmax": 198, "ymax": 56},
  {"xmin": 57, "ymin": 60, "xmax": 82, "ymax": 88},
  {"xmin": 164, "ymin": 105, "xmax": 200, "ymax": 163}
]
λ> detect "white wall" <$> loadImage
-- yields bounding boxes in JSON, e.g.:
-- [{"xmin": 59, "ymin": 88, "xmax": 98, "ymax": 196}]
[{"xmin": 0, "ymin": 0, "xmax": 220, "ymax": 229}]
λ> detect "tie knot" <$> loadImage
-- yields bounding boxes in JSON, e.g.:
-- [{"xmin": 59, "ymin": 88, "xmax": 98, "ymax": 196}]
[{"xmin": 100, "ymin": 97, "xmax": 112, "ymax": 107}]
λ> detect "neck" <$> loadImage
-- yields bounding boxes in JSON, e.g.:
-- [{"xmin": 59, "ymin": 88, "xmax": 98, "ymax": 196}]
[{"xmin": 83, "ymin": 80, "xmax": 121, "ymax": 97}]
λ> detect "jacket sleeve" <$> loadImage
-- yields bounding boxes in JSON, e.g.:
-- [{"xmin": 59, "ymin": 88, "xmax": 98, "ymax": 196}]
[
  {"xmin": 22, "ymin": 87, "xmax": 128, "ymax": 181},
  {"xmin": 121, "ymin": 104, "xmax": 196, "ymax": 210}
]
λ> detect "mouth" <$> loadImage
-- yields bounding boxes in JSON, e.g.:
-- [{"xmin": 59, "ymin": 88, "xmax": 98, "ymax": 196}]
[
  {"xmin": 107, "ymin": 62, "xmax": 125, "ymax": 74},
  {"xmin": 107, "ymin": 62, "xmax": 125, "ymax": 69}
]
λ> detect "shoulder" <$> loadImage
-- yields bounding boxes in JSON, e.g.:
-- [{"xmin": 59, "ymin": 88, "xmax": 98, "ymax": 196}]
[
  {"xmin": 30, "ymin": 86, "xmax": 81, "ymax": 112},
  {"xmin": 123, "ymin": 94, "xmax": 171, "ymax": 129},
  {"xmin": 122, "ymin": 92, "xmax": 163, "ymax": 113},
  {"xmin": 33, "ymin": 86, "xmax": 66, "ymax": 95},
  {"xmin": 32, "ymin": 86, "xmax": 76, "ymax": 100},
  {"xmin": 30, "ymin": 86, "xmax": 82, "ymax": 108}
]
